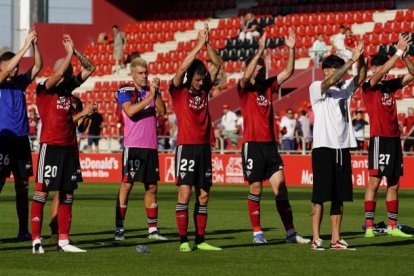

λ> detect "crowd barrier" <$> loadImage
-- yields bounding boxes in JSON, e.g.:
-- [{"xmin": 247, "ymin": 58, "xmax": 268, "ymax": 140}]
[{"xmin": 27, "ymin": 153, "xmax": 414, "ymax": 189}]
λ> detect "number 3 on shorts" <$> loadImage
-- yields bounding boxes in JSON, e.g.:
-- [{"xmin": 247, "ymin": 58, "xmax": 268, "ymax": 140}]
[{"xmin": 246, "ymin": 158, "xmax": 253, "ymax": 170}]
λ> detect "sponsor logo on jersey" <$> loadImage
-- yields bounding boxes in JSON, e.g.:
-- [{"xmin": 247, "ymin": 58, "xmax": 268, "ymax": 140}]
[
  {"xmin": 381, "ymin": 93, "xmax": 394, "ymax": 106},
  {"xmin": 57, "ymin": 96, "xmax": 71, "ymax": 111},
  {"xmin": 188, "ymin": 95, "xmax": 207, "ymax": 110}
]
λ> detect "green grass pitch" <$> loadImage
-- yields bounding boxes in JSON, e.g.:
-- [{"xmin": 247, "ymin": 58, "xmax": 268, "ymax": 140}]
[{"xmin": 1, "ymin": 183, "xmax": 414, "ymax": 275}]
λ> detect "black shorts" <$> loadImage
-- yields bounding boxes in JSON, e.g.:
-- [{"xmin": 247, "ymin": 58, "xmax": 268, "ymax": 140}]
[
  {"xmin": 122, "ymin": 147, "xmax": 160, "ymax": 184},
  {"xmin": 241, "ymin": 142, "xmax": 284, "ymax": 183},
  {"xmin": 35, "ymin": 144, "xmax": 82, "ymax": 192},
  {"xmin": 368, "ymin": 136, "xmax": 403, "ymax": 179},
  {"xmin": 311, "ymin": 147, "xmax": 353, "ymax": 203},
  {"xmin": 175, "ymin": 144, "xmax": 212, "ymax": 188},
  {"xmin": 0, "ymin": 136, "xmax": 33, "ymax": 179}
]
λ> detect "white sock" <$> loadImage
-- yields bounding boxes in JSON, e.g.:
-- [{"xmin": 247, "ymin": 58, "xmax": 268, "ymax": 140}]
[
  {"xmin": 149, "ymin": 227, "xmax": 157, "ymax": 234},
  {"xmin": 253, "ymin": 231, "xmax": 263, "ymax": 236},
  {"xmin": 32, "ymin": 238, "xmax": 41, "ymax": 246},
  {"xmin": 58, "ymin": 239, "xmax": 69, "ymax": 247}
]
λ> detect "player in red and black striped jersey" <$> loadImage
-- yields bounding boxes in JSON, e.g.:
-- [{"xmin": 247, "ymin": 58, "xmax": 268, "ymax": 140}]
[
  {"xmin": 238, "ymin": 29, "xmax": 310, "ymax": 244},
  {"xmin": 171, "ymin": 24, "xmax": 223, "ymax": 252},
  {"xmin": 31, "ymin": 34, "xmax": 96, "ymax": 253},
  {"xmin": 362, "ymin": 34, "xmax": 414, "ymax": 238}
]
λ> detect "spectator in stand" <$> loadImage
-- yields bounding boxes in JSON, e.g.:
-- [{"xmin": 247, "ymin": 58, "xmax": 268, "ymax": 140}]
[
  {"xmin": 297, "ymin": 110, "xmax": 313, "ymax": 150},
  {"xmin": 236, "ymin": 110, "xmax": 243, "ymax": 137},
  {"xmin": 112, "ymin": 25, "xmax": 126, "ymax": 74},
  {"xmin": 331, "ymin": 25, "xmax": 347, "ymax": 61},
  {"xmin": 403, "ymin": 107, "xmax": 414, "ymax": 151},
  {"xmin": 238, "ymin": 13, "xmax": 262, "ymax": 42},
  {"xmin": 86, "ymin": 109, "xmax": 104, "ymax": 153},
  {"xmin": 280, "ymin": 108, "xmax": 297, "ymax": 150},
  {"xmin": 28, "ymin": 107, "xmax": 40, "ymax": 151},
  {"xmin": 310, "ymin": 33, "xmax": 327, "ymax": 64},
  {"xmin": 220, "ymin": 104, "xmax": 239, "ymax": 148},
  {"xmin": 352, "ymin": 110, "xmax": 368, "ymax": 150}
]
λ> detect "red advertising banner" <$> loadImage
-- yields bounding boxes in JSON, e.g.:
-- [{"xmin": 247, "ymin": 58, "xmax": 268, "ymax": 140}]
[{"xmin": 28, "ymin": 153, "xmax": 414, "ymax": 189}]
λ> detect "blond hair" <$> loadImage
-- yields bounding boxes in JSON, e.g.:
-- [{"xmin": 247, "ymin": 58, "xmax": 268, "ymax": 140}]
[{"xmin": 130, "ymin": 58, "xmax": 147, "ymax": 71}]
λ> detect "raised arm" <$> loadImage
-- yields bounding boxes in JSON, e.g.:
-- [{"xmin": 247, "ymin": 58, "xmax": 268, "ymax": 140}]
[
  {"xmin": 205, "ymin": 24, "xmax": 222, "ymax": 84},
  {"xmin": 172, "ymin": 28, "xmax": 207, "ymax": 87},
  {"xmin": 0, "ymin": 31, "xmax": 35, "ymax": 84},
  {"xmin": 122, "ymin": 89, "xmax": 157, "ymax": 118},
  {"xmin": 352, "ymin": 41, "xmax": 367, "ymax": 87},
  {"xmin": 44, "ymin": 34, "xmax": 74, "ymax": 90},
  {"xmin": 67, "ymin": 35, "xmax": 96, "ymax": 81},
  {"xmin": 26, "ymin": 30, "xmax": 43, "ymax": 81},
  {"xmin": 153, "ymin": 77, "xmax": 166, "ymax": 116},
  {"xmin": 401, "ymin": 51, "xmax": 414, "ymax": 86},
  {"xmin": 240, "ymin": 33, "xmax": 266, "ymax": 89},
  {"xmin": 321, "ymin": 41, "xmax": 364, "ymax": 93},
  {"xmin": 277, "ymin": 27, "xmax": 295, "ymax": 85},
  {"xmin": 369, "ymin": 34, "xmax": 411, "ymax": 87}
]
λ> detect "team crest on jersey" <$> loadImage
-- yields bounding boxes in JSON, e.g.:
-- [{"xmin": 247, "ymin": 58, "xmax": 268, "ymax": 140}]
[
  {"xmin": 205, "ymin": 169, "xmax": 212, "ymax": 178},
  {"xmin": 189, "ymin": 95, "xmax": 206, "ymax": 110},
  {"xmin": 44, "ymin": 179, "xmax": 50, "ymax": 186},
  {"xmin": 381, "ymin": 93, "xmax": 393, "ymax": 106},
  {"xmin": 246, "ymin": 170, "xmax": 252, "ymax": 177},
  {"xmin": 130, "ymin": 171, "xmax": 136, "ymax": 178},
  {"xmin": 256, "ymin": 95, "xmax": 270, "ymax": 107},
  {"xmin": 57, "ymin": 96, "xmax": 71, "ymax": 111},
  {"xmin": 180, "ymin": 172, "xmax": 186, "ymax": 179},
  {"xmin": 71, "ymin": 174, "xmax": 78, "ymax": 181},
  {"xmin": 380, "ymin": 165, "xmax": 385, "ymax": 172}
]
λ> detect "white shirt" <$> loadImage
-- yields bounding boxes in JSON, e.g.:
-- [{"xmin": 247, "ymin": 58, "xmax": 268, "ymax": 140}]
[
  {"xmin": 280, "ymin": 116, "xmax": 297, "ymax": 139},
  {"xmin": 221, "ymin": 110, "xmax": 238, "ymax": 132},
  {"xmin": 298, "ymin": 115, "xmax": 312, "ymax": 139},
  {"xmin": 310, "ymin": 79, "xmax": 357, "ymax": 149},
  {"xmin": 332, "ymin": 33, "xmax": 345, "ymax": 52}
]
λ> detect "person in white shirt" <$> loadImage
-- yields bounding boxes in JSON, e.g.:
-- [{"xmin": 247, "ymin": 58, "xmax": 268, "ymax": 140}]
[
  {"xmin": 280, "ymin": 108, "xmax": 297, "ymax": 150},
  {"xmin": 331, "ymin": 25, "xmax": 347, "ymax": 61},
  {"xmin": 309, "ymin": 41, "xmax": 367, "ymax": 250},
  {"xmin": 310, "ymin": 33, "xmax": 327, "ymax": 64},
  {"xmin": 297, "ymin": 110, "xmax": 313, "ymax": 150},
  {"xmin": 220, "ymin": 104, "xmax": 239, "ymax": 146}
]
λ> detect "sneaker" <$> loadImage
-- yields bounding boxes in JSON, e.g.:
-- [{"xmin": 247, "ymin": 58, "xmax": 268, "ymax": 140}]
[
  {"xmin": 286, "ymin": 232, "xmax": 311, "ymax": 244},
  {"xmin": 311, "ymin": 239, "xmax": 325, "ymax": 250},
  {"xmin": 193, "ymin": 242, "xmax": 222, "ymax": 251},
  {"xmin": 114, "ymin": 229, "xmax": 125, "ymax": 241},
  {"xmin": 387, "ymin": 227, "xmax": 413, "ymax": 238},
  {"xmin": 179, "ymin": 242, "xmax": 192, "ymax": 252},
  {"xmin": 58, "ymin": 244, "xmax": 87, "ymax": 253},
  {"xmin": 32, "ymin": 243, "xmax": 45, "ymax": 254},
  {"xmin": 330, "ymin": 239, "xmax": 349, "ymax": 249},
  {"xmin": 365, "ymin": 228, "xmax": 375, "ymax": 238},
  {"xmin": 148, "ymin": 231, "xmax": 168, "ymax": 241},
  {"xmin": 17, "ymin": 230, "xmax": 32, "ymax": 241},
  {"xmin": 253, "ymin": 233, "xmax": 267, "ymax": 244}
]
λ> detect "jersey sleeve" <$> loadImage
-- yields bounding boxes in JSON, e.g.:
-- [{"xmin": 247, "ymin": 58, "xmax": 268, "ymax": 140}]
[
  {"xmin": 67, "ymin": 73, "xmax": 84, "ymax": 91},
  {"xmin": 343, "ymin": 78, "xmax": 356, "ymax": 97},
  {"xmin": 268, "ymin": 76, "xmax": 279, "ymax": 94},
  {"xmin": 386, "ymin": 78, "xmax": 403, "ymax": 93},
  {"xmin": 116, "ymin": 89, "xmax": 132, "ymax": 106},
  {"xmin": 36, "ymin": 79, "xmax": 48, "ymax": 95},
  {"xmin": 18, "ymin": 73, "xmax": 32, "ymax": 89},
  {"xmin": 309, "ymin": 81, "xmax": 324, "ymax": 105}
]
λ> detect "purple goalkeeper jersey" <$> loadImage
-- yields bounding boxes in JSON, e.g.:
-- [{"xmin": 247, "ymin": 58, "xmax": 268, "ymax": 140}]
[{"xmin": 116, "ymin": 85, "xmax": 157, "ymax": 149}]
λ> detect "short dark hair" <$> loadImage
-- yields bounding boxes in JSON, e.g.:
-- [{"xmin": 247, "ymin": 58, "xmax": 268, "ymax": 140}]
[
  {"xmin": 0, "ymin": 51, "xmax": 16, "ymax": 62},
  {"xmin": 322, "ymin": 55, "xmax": 345, "ymax": 69},
  {"xmin": 245, "ymin": 55, "xmax": 266, "ymax": 82},
  {"xmin": 112, "ymin": 25, "xmax": 119, "ymax": 29},
  {"xmin": 355, "ymin": 110, "xmax": 362, "ymax": 115},
  {"xmin": 185, "ymin": 59, "xmax": 208, "ymax": 85},
  {"xmin": 300, "ymin": 110, "xmax": 307, "ymax": 116},
  {"xmin": 371, "ymin": 54, "xmax": 388, "ymax": 66},
  {"xmin": 339, "ymin": 25, "xmax": 345, "ymax": 29}
]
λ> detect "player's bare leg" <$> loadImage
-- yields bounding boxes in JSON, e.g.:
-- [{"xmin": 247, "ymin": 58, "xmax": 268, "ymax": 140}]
[
  {"xmin": 114, "ymin": 182, "xmax": 133, "ymax": 240},
  {"xmin": 269, "ymin": 171, "xmax": 310, "ymax": 244},
  {"xmin": 364, "ymin": 176, "xmax": 381, "ymax": 237},
  {"xmin": 329, "ymin": 201, "xmax": 349, "ymax": 249},
  {"xmin": 145, "ymin": 183, "xmax": 167, "ymax": 240},
  {"xmin": 177, "ymin": 185, "xmax": 191, "ymax": 252},
  {"xmin": 311, "ymin": 203, "xmax": 324, "ymax": 250}
]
